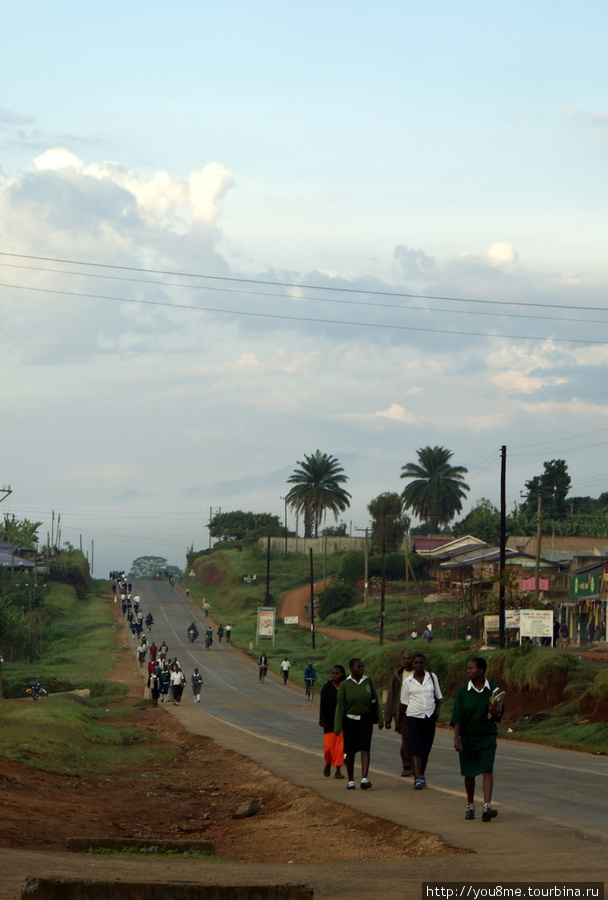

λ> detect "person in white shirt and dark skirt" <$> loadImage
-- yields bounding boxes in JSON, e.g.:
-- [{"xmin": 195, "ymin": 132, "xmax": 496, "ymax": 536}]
[{"xmin": 397, "ymin": 652, "xmax": 442, "ymax": 790}]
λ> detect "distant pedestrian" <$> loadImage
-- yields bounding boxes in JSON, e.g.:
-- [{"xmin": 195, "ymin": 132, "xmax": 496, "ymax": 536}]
[
  {"xmin": 136, "ymin": 642, "xmax": 147, "ymax": 668},
  {"xmin": 558, "ymin": 622, "xmax": 569, "ymax": 650},
  {"xmin": 171, "ymin": 666, "xmax": 185, "ymax": 705},
  {"xmin": 587, "ymin": 620, "xmax": 596, "ymax": 644},
  {"xmin": 203, "ymin": 600, "xmax": 210, "ymax": 617},
  {"xmin": 280, "ymin": 657, "xmax": 291, "ymax": 684},
  {"xmin": 217, "ymin": 624, "xmax": 224, "ymax": 642},
  {"xmin": 191, "ymin": 668, "xmax": 203, "ymax": 703},
  {"xmin": 225, "ymin": 624, "xmax": 232, "ymax": 643}
]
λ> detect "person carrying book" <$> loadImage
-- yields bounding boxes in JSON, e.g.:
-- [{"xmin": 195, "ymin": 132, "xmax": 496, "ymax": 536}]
[{"xmin": 451, "ymin": 656, "xmax": 504, "ymax": 822}]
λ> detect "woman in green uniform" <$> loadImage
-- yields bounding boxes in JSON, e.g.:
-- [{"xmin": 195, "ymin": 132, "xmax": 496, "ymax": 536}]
[{"xmin": 451, "ymin": 657, "xmax": 503, "ymax": 822}]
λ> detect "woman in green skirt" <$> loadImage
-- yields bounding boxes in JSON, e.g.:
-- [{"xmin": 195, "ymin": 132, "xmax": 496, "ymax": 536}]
[{"xmin": 451, "ymin": 657, "xmax": 503, "ymax": 822}]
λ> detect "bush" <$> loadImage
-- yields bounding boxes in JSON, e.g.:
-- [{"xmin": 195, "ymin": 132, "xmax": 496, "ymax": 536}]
[{"xmin": 317, "ymin": 583, "xmax": 355, "ymax": 619}]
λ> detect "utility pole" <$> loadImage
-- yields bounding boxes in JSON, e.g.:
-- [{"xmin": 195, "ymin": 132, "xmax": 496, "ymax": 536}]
[
  {"xmin": 208, "ymin": 507, "xmax": 221, "ymax": 548},
  {"xmin": 309, "ymin": 547, "xmax": 316, "ymax": 649},
  {"xmin": 0, "ymin": 486, "xmax": 11, "ymax": 503},
  {"xmin": 280, "ymin": 496, "xmax": 288, "ymax": 552},
  {"xmin": 498, "ymin": 445, "xmax": 507, "ymax": 649},
  {"xmin": 265, "ymin": 535, "xmax": 271, "ymax": 603},
  {"xmin": 535, "ymin": 493, "xmax": 543, "ymax": 604},
  {"xmin": 355, "ymin": 526, "xmax": 369, "ymax": 605},
  {"xmin": 379, "ymin": 518, "xmax": 386, "ymax": 645}
]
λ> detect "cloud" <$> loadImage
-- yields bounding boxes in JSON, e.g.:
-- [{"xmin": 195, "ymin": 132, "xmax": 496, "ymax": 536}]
[
  {"xmin": 374, "ymin": 403, "xmax": 420, "ymax": 424},
  {"xmin": 486, "ymin": 242, "xmax": 518, "ymax": 269}
]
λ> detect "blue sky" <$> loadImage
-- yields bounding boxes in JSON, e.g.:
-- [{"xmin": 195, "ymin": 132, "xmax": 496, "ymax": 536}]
[{"xmin": 1, "ymin": 2, "xmax": 607, "ymax": 575}]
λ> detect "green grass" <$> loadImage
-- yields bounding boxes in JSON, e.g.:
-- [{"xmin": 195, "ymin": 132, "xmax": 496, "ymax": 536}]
[
  {"xmin": 0, "ymin": 694, "xmax": 175, "ymax": 775},
  {"xmin": 4, "ymin": 580, "xmax": 122, "ymax": 698},
  {"xmin": 0, "ymin": 579, "xmax": 177, "ymax": 776}
]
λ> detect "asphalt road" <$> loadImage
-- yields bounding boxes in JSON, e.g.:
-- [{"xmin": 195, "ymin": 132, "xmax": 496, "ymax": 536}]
[{"xmin": 134, "ymin": 579, "xmax": 608, "ymax": 843}]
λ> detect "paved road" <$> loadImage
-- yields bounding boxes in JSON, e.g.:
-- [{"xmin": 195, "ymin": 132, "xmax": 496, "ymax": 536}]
[{"xmin": 135, "ymin": 579, "xmax": 608, "ymax": 843}]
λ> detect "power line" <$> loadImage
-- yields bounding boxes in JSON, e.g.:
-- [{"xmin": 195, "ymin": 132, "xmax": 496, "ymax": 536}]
[
  {"xmin": 1, "ymin": 259, "xmax": 606, "ymax": 327},
  {"xmin": 1, "ymin": 250, "xmax": 607, "ymax": 314},
  {"xmin": 2, "ymin": 279, "xmax": 608, "ymax": 346}
]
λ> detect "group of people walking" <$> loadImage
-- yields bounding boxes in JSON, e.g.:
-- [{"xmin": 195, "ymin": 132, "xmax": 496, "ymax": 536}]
[{"xmin": 314, "ymin": 650, "xmax": 502, "ymax": 821}]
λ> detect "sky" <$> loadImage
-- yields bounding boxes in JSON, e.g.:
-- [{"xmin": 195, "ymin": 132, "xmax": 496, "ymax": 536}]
[{"xmin": 1, "ymin": 1, "xmax": 607, "ymax": 577}]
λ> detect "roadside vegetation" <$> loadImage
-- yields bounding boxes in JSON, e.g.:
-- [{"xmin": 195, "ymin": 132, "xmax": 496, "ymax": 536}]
[
  {"xmin": 0, "ymin": 578, "xmax": 176, "ymax": 775},
  {"xmin": 185, "ymin": 542, "xmax": 608, "ymax": 755}
]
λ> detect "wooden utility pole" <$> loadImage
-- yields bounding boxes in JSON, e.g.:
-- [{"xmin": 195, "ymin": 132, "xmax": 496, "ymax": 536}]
[
  {"xmin": 535, "ymin": 493, "xmax": 543, "ymax": 603},
  {"xmin": 355, "ymin": 526, "xmax": 370, "ymax": 605},
  {"xmin": 498, "ymin": 445, "xmax": 507, "ymax": 649},
  {"xmin": 265, "ymin": 535, "xmax": 271, "ymax": 603},
  {"xmin": 309, "ymin": 547, "xmax": 316, "ymax": 649},
  {"xmin": 379, "ymin": 519, "xmax": 386, "ymax": 645}
]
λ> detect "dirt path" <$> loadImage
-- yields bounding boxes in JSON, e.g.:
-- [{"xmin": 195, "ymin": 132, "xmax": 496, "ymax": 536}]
[{"xmin": 279, "ymin": 581, "xmax": 375, "ymax": 641}]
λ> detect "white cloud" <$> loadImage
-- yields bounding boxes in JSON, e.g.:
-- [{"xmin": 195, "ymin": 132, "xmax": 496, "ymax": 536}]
[
  {"xmin": 486, "ymin": 242, "xmax": 519, "ymax": 269},
  {"xmin": 34, "ymin": 147, "xmax": 83, "ymax": 170},
  {"xmin": 374, "ymin": 403, "xmax": 420, "ymax": 424}
]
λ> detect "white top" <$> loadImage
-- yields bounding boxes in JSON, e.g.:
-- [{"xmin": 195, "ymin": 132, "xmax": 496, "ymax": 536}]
[
  {"xmin": 281, "ymin": 659, "xmax": 291, "ymax": 671},
  {"xmin": 400, "ymin": 671, "xmax": 442, "ymax": 718}
]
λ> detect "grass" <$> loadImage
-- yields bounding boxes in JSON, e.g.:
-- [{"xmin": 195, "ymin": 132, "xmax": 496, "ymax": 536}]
[{"xmin": 0, "ymin": 579, "xmax": 177, "ymax": 776}]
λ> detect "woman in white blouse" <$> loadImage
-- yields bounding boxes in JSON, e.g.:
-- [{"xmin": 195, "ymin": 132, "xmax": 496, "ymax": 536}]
[{"xmin": 397, "ymin": 652, "xmax": 442, "ymax": 790}]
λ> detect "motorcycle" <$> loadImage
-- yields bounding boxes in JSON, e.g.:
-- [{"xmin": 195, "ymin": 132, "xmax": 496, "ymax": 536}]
[
  {"xmin": 25, "ymin": 681, "xmax": 48, "ymax": 701},
  {"xmin": 188, "ymin": 627, "xmax": 199, "ymax": 643}
]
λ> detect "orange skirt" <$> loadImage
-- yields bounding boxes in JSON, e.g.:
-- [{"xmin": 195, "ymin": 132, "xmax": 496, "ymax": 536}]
[{"xmin": 323, "ymin": 731, "xmax": 344, "ymax": 767}]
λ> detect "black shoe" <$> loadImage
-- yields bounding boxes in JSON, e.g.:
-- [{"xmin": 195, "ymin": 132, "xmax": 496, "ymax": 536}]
[
  {"xmin": 360, "ymin": 779, "xmax": 372, "ymax": 790},
  {"xmin": 323, "ymin": 764, "xmax": 331, "ymax": 777},
  {"xmin": 465, "ymin": 807, "xmax": 475, "ymax": 820},
  {"xmin": 482, "ymin": 805, "xmax": 498, "ymax": 822}
]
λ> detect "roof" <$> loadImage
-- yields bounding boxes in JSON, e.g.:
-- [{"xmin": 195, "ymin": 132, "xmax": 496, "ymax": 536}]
[
  {"xmin": 523, "ymin": 535, "xmax": 608, "ymax": 556},
  {"xmin": 417, "ymin": 535, "xmax": 487, "ymax": 559},
  {"xmin": 0, "ymin": 550, "xmax": 35, "ymax": 568},
  {"xmin": 412, "ymin": 537, "xmax": 454, "ymax": 552},
  {"xmin": 440, "ymin": 547, "xmax": 519, "ymax": 570}
]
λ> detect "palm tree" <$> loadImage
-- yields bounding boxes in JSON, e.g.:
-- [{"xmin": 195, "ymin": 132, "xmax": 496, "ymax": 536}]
[
  {"xmin": 400, "ymin": 446, "xmax": 469, "ymax": 532},
  {"xmin": 286, "ymin": 450, "xmax": 351, "ymax": 538}
]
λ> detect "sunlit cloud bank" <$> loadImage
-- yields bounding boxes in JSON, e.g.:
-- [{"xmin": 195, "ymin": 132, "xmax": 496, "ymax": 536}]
[{"xmin": 1, "ymin": 150, "xmax": 607, "ymax": 574}]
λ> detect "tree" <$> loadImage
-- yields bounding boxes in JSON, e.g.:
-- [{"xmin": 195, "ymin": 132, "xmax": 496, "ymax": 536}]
[
  {"xmin": 0, "ymin": 515, "xmax": 42, "ymax": 549},
  {"xmin": 454, "ymin": 498, "xmax": 500, "ymax": 543},
  {"xmin": 400, "ymin": 445, "xmax": 470, "ymax": 532},
  {"xmin": 321, "ymin": 522, "xmax": 348, "ymax": 537},
  {"xmin": 524, "ymin": 459, "xmax": 571, "ymax": 521},
  {"xmin": 209, "ymin": 511, "xmax": 283, "ymax": 543},
  {"xmin": 367, "ymin": 492, "xmax": 410, "ymax": 552},
  {"xmin": 129, "ymin": 556, "xmax": 170, "ymax": 579},
  {"xmin": 286, "ymin": 450, "xmax": 351, "ymax": 538}
]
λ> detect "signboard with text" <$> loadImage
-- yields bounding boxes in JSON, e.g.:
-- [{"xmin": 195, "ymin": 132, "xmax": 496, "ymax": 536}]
[
  {"xmin": 257, "ymin": 606, "xmax": 276, "ymax": 640},
  {"xmin": 519, "ymin": 609, "xmax": 554, "ymax": 639},
  {"xmin": 570, "ymin": 572, "xmax": 600, "ymax": 599}
]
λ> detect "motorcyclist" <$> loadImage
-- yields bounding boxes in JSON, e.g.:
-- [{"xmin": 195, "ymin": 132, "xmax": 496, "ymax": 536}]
[
  {"xmin": 187, "ymin": 622, "xmax": 199, "ymax": 641},
  {"xmin": 145, "ymin": 612, "xmax": 154, "ymax": 630}
]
